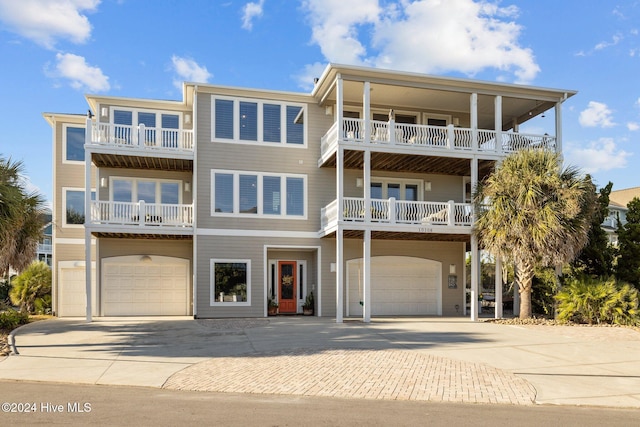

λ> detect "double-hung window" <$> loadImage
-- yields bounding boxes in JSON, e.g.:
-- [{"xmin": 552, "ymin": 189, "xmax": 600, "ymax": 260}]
[
  {"xmin": 211, "ymin": 170, "xmax": 306, "ymax": 218},
  {"xmin": 212, "ymin": 97, "xmax": 305, "ymax": 146}
]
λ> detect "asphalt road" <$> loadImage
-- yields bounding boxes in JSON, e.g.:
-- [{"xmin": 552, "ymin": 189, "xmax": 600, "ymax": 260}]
[{"xmin": 0, "ymin": 380, "xmax": 638, "ymax": 427}]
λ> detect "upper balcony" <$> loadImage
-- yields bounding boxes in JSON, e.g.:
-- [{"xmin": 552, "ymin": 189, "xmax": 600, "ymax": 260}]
[
  {"xmin": 320, "ymin": 118, "xmax": 555, "ymax": 165},
  {"xmin": 85, "ymin": 120, "xmax": 194, "ymax": 171}
]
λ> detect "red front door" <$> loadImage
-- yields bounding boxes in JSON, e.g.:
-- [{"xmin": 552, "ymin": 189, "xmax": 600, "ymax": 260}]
[{"xmin": 278, "ymin": 261, "xmax": 297, "ymax": 314}]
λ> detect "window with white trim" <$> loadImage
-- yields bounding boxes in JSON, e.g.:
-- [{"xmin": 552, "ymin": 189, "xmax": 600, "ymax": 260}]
[
  {"xmin": 63, "ymin": 125, "xmax": 86, "ymax": 163},
  {"xmin": 110, "ymin": 177, "xmax": 182, "ymax": 205},
  {"xmin": 212, "ymin": 97, "xmax": 306, "ymax": 146},
  {"xmin": 211, "ymin": 170, "xmax": 306, "ymax": 218},
  {"xmin": 63, "ymin": 188, "xmax": 95, "ymax": 227},
  {"xmin": 369, "ymin": 177, "xmax": 424, "ymax": 201},
  {"xmin": 112, "ymin": 108, "xmax": 180, "ymax": 147},
  {"xmin": 210, "ymin": 259, "xmax": 251, "ymax": 305}
]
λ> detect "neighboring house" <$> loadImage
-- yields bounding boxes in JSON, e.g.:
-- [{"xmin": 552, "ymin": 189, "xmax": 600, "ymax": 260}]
[
  {"xmin": 603, "ymin": 187, "xmax": 640, "ymax": 245},
  {"xmin": 36, "ymin": 212, "xmax": 53, "ymax": 267},
  {"xmin": 43, "ymin": 64, "xmax": 575, "ymax": 321}
]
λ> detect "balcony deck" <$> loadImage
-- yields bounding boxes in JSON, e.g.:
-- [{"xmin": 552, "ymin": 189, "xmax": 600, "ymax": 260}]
[
  {"xmin": 87, "ymin": 122, "xmax": 194, "ymax": 158},
  {"xmin": 320, "ymin": 197, "xmax": 473, "ymax": 237},
  {"xmin": 320, "ymin": 118, "xmax": 555, "ymax": 165},
  {"xmin": 89, "ymin": 200, "xmax": 193, "ymax": 235}
]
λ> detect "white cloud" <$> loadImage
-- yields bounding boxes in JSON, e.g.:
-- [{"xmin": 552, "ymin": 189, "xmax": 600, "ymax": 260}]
[
  {"xmin": 294, "ymin": 61, "xmax": 328, "ymax": 90},
  {"xmin": 579, "ymin": 101, "xmax": 615, "ymax": 128},
  {"xmin": 170, "ymin": 55, "xmax": 212, "ymax": 89},
  {"xmin": 566, "ymin": 138, "xmax": 631, "ymax": 174},
  {"xmin": 627, "ymin": 122, "xmax": 639, "ymax": 131},
  {"xmin": 301, "ymin": 0, "xmax": 539, "ymax": 83},
  {"xmin": 241, "ymin": 0, "xmax": 265, "ymax": 31},
  {"xmin": 0, "ymin": 0, "xmax": 99, "ymax": 49},
  {"xmin": 594, "ymin": 34, "xmax": 622, "ymax": 51},
  {"xmin": 51, "ymin": 53, "xmax": 110, "ymax": 92}
]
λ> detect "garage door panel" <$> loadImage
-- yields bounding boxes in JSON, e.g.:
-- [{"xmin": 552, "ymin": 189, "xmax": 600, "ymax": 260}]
[
  {"xmin": 102, "ymin": 255, "xmax": 189, "ymax": 316},
  {"xmin": 348, "ymin": 256, "xmax": 441, "ymax": 316}
]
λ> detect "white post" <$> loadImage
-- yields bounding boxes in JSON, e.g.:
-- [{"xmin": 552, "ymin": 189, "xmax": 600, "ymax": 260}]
[
  {"xmin": 364, "ymin": 149, "xmax": 371, "ymax": 223},
  {"xmin": 555, "ymin": 101, "xmax": 562, "ymax": 155},
  {"xmin": 336, "ymin": 74, "xmax": 344, "ymax": 139},
  {"xmin": 470, "ymin": 93, "xmax": 478, "ymax": 151},
  {"xmin": 389, "ymin": 197, "xmax": 396, "ymax": 224},
  {"xmin": 336, "ymin": 227, "xmax": 344, "ymax": 323},
  {"xmin": 363, "ymin": 229, "xmax": 371, "ymax": 323},
  {"xmin": 447, "ymin": 124, "xmax": 454, "ymax": 149},
  {"xmin": 138, "ymin": 200, "xmax": 145, "ymax": 226},
  {"xmin": 495, "ymin": 95, "xmax": 502, "ymax": 154},
  {"xmin": 495, "ymin": 257, "xmax": 503, "ymax": 319},
  {"xmin": 84, "ymin": 142, "xmax": 92, "ymax": 322},
  {"xmin": 363, "ymin": 81, "xmax": 370, "ymax": 143},
  {"xmin": 138, "ymin": 123, "xmax": 145, "ymax": 147},
  {"xmin": 447, "ymin": 200, "xmax": 455, "ymax": 226},
  {"xmin": 470, "ymin": 235, "xmax": 479, "ymax": 321}
]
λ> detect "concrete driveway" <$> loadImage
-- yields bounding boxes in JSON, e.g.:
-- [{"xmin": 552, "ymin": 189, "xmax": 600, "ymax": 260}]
[{"xmin": 1, "ymin": 317, "xmax": 639, "ymax": 408}]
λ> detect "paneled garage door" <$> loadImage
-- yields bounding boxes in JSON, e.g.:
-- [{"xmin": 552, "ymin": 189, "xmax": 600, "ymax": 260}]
[
  {"xmin": 347, "ymin": 256, "xmax": 441, "ymax": 316},
  {"xmin": 58, "ymin": 262, "xmax": 96, "ymax": 317},
  {"xmin": 102, "ymin": 255, "xmax": 189, "ymax": 316}
]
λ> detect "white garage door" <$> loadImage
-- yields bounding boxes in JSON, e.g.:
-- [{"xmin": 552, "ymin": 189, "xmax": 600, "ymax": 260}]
[
  {"xmin": 347, "ymin": 256, "xmax": 441, "ymax": 316},
  {"xmin": 102, "ymin": 255, "xmax": 189, "ymax": 316},
  {"xmin": 58, "ymin": 262, "xmax": 96, "ymax": 317}
]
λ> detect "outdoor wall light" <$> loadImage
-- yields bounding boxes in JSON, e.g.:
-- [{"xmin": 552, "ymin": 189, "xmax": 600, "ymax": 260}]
[
  {"xmin": 356, "ymin": 178, "xmax": 363, "ymax": 188},
  {"xmin": 140, "ymin": 255, "xmax": 152, "ymax": 263},
  {"xmin": 101, "ymin": 107, "xmax": 108, "ymax": 117},
  {"xmin": 425, "ymin": 181, "xmax": 432, "ymax": 191},
  {"xmin": 184, "ymin": 114, "xmax": 191, "ymax": 124},
  {"xmin": 184, "ymin": 181, "xmax": 191, "ymax": 192},
  {"xmin": 449, "ymin": 264, "xmax": 456, "ymax": 275},
  {"xmin": 100, "ymin": 177, "xmax": 107, "ymax": 188},
  {"xmin": 330, "ymin": 263, "xmax": 336, "ymax": 273}
]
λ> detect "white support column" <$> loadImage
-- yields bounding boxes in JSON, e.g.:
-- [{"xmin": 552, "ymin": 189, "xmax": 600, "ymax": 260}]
[
  {"xmin": 470, "ymin": 93, "xmax": 478, "ymax": 151},
  {"xmin": 336, "ymin": 227, "xmax": 344, "ymax": 323},
  {"xmin": 495, "ymin": 257, "xmax": 503, "ymax": 319},
  {"xmin": 555, "ymin": 101, "xmax": 563, "ymax": 155},
  {"xmin": 84, "ymin": 146, "xmax": 92, "ymax": 323},
  {"xmin": 363, "ymin": 229, "xmax": 371, "ymax": 323},
  {"xmin": 470, "ymin": 156, "xmax": 479, "ymax": 321},
  {"xmin": 363, "ymin": 81, "xmax": 370, "ymax": 143},
  {"xmin": 470, "ymin": 235, "xmax": 479, "ymax": 321},
  {"xmin": 494, "ymin": 95, "xmax": 502, "ymax": 154},
  {"xmin": 364, "ymin": 149, "xmax": 371, "ymax": 222},
  {"xmin": 336, "ymin": 74, "xmax": 343, "ymax": 139}
]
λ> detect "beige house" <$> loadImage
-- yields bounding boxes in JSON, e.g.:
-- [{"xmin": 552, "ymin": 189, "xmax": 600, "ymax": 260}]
[{"xmin": 44, "ymin": 64, "xmax": 575, "ymax": 321}]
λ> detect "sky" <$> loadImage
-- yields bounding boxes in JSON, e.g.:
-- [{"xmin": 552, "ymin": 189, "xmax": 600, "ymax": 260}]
[{"xmin": 1, "ymin": 0, "xmax": 639, "ymax": 206}]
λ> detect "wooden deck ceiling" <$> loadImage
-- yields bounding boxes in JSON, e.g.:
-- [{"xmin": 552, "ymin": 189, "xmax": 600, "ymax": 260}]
[
  {"xmin": 92, "ymin": 153, "xmax": 193, "ymax": 171},
  {"xmin": 322, "ymin": 150, "xmax": 495, "ymax": 178}
]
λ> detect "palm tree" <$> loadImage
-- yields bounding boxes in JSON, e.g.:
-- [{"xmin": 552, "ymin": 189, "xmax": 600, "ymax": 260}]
[
  {"xmin": 473, "ymin": 149, "xmax": 595, "ymax": 319},
  {"xmin": 10, "ymin": 260, "xmax": 52, "ymax": 313},
  {"xmin": 0, "ymin": 156, "xmax": 46, "ymax": 279}
]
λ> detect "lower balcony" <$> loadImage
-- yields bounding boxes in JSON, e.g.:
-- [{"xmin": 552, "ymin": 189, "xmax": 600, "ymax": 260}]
[
  {"xmin": 321, "ymin": 197, "xmax": 473, "ymax": 236},
  {"xmin": 90, "ymin": 200, "xmax": 194, "ymax": 232}
]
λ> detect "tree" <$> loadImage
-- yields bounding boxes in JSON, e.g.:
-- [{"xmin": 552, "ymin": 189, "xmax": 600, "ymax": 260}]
[
  {"xmin": 473, "ymin": 149, "xmax": 595, "ymax": 319},
  {"xmin": 9, "ymin": 261, "xmax": 52, "ymax": 314},
  {"xmin": 616, "ymin": 197, "xmax": 640, "ymax": 289},
  {"xmin": 571, "ymin": 181, "xmax": 615, "ymax": 277},
  {"xmin": 0, "ymin": 156, "xmax": 46, "ymax": 278}
]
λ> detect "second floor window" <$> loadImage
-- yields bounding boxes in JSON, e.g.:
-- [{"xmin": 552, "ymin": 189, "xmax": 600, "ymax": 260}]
[
  {"xmin": 212, "ymin": 97, "xmax": 305, "ymax": 146},
  {"xmin": 211, "ymin": 170, "xmax": 306, "ymax": 218}
]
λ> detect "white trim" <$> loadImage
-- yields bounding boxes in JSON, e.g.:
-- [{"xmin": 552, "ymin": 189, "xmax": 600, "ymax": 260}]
[
  {"xmin": 211, "ymin": 95, "xmax": 308, "ymax": 147},
  {"xmin": 197, "ymin": 228, "xmax": 318, "ymax": 238},
  {"xmin": 62, "ymin": 123, "xmax": 86, "ymax": 165},
  {"xmin": 210, "ymin": 169, "xmax": 307, "ymax": 219},
  {"xmin": 55, "ymin": 238, "xmax": 96, "ymax": 245},
  {"xmin": 210, "ymin": 258, "xmax": 252, "ymax": 306}
]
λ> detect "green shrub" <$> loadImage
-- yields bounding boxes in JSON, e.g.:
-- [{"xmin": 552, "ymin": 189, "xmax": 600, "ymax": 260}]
[
  {"xmin": 10, "ymin": 261, "xmax": 51, "ymax": 314},
  {"xmin": 556, "ymin": 276, "xmax": 640, "ymax": 326},
  {"xmin": 0, "ymin": 309, "xmax": 29, "ymax": 330}
]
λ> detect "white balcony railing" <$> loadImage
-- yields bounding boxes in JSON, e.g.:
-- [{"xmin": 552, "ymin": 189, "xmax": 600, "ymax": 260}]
[
  {"xmin": 321, "ymin": 197, "xmax": 473, "ymax": 229},
  {"xmin": 88, "ymin": 121, "xmax": 194, "ymax": 153},
  {"xmin": 37, "ymin": 243, "xmax": 52, "ymax": 253},
  {"xmin": 320, "ymin": 118, "xmax": 556, "ymax": 159},
  {"xmin": 90, "ymin": 200, "xmax": 193, "ymax": 228}
]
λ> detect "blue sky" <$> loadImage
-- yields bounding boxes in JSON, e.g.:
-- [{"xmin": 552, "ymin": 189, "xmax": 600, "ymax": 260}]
[{"xmin": 1, "ymin": 0, "xmax": 639, "ymax": 205}]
